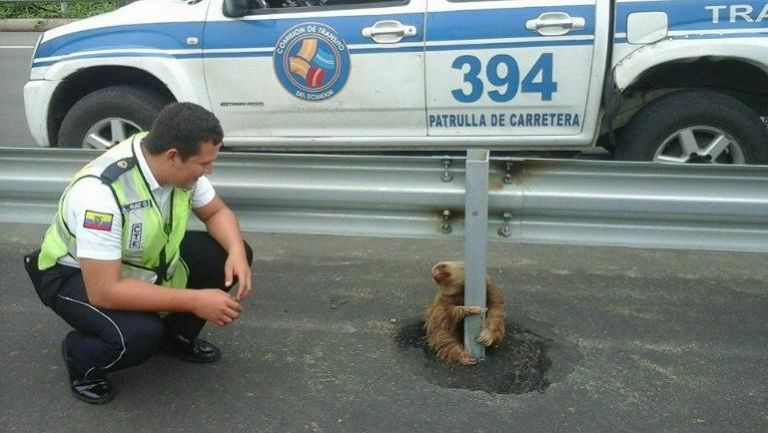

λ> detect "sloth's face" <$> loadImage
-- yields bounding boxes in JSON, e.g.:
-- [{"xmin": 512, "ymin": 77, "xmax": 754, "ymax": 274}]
[{"xmin": 431, "ymin": 261, "xmax": 465, "ymax": 295}]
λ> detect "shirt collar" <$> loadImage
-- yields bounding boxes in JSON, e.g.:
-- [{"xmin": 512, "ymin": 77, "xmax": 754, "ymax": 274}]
[{"xmin": 133, "ymin": 135, "xmax": 162, "ymax": 193}]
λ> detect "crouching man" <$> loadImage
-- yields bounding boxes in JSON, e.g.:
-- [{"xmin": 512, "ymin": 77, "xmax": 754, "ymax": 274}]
[{"xmin": 23, "ymin": 102, "xmax": 253, "ymax": 404}]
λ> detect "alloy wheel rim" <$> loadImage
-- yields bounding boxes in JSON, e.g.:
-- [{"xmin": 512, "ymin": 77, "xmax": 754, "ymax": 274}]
[
  {"xmin": 653, "ymin": 125, "xmax": 746, "ymax": 164},
  {"xmin": 82, "ymin": 117, "xmax": 142, "ymax": 149}
]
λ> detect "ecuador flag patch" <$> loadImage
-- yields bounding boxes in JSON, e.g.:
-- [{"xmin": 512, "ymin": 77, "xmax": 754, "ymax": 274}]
[{"xmin": 83, "ymin": 210, "xmax": 114, "ymax": 231}]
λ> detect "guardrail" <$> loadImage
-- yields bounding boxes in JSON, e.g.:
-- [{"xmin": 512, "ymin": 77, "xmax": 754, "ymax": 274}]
[{"xmin": 2, "ymin": 147, "xmax": 768, "ymax": 253}]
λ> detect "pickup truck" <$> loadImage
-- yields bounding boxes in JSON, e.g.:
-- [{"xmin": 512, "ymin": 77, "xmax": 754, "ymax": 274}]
[{"xmin": 23, "ymin": 0, "xmax": 768, "ymax": 164}]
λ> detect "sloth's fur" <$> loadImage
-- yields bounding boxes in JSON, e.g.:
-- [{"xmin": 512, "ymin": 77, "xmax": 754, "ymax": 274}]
[{"xmin": 424, "ymin": 261, "xmax": 506, "ymax": 365}]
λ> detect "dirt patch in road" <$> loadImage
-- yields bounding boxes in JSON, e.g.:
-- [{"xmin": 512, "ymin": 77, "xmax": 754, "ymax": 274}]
[{"xmin": 395, "ymin": 317, "xmax": 565, "ymax": 395}]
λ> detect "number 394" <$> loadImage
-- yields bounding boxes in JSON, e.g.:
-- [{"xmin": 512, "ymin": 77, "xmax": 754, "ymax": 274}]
[{"xmin": 451, "ymin": 53, "xmax": 558, "ymax": 103}]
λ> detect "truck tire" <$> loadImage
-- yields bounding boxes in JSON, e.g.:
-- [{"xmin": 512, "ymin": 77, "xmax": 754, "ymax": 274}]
[
  {"xmin": 614, "ymin": 90, "xmax": 768, "ymax": 164},
  {"xmin": 57, "ymin": 85, "xmax": 171, "ymax": 149}
]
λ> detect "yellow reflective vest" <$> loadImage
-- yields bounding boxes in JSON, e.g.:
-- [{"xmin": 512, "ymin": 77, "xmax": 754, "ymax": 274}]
[{"xmin": 39, "ymin": 133, "xmax": 191, "ymax": 289}]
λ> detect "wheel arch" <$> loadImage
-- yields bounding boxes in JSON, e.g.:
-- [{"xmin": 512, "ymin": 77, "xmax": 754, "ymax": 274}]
[
  {"xmin": 613, "ymin": 38, "xmax": 768, "ymax": 121},
  {"xmin": 620, "ymin": 58, "xmax": 768, "ymax": 117},
  {"xmin": 47, "ymin": 66, "xmax": 176, "ymax": 147}
]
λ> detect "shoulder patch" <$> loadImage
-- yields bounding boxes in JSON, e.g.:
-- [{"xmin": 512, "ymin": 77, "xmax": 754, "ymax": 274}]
[
  {"xmin": 100, "ymin": 157, "xmax": 136, "ymax": 182},
  {"xmin": 83, "ymin": 210, "xmax": 114, "ymax": 231}
]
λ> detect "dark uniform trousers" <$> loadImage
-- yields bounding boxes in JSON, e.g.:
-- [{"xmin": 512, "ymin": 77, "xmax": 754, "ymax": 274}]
[{"xmin": 41, "ymin": 232, "xmax": 253, "ymax": 380}]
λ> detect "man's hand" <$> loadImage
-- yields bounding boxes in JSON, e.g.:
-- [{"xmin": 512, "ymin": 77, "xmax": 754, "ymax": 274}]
[
  {"xmin": 194, "ymin": 196, "xmax": 253, "ymax": 302},
  {"xmin": 191, "ymin": 289, "xmax": 243, "ymax": 327},
  {"xmin": 225, "ymin": 248, "xmax": 252, "ymax": 301}
]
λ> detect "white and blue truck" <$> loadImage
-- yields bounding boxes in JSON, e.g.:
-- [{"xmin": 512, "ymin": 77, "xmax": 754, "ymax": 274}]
[{"xmin": 23, "ymin": 0, "xmax": 768, "ymax": 163}]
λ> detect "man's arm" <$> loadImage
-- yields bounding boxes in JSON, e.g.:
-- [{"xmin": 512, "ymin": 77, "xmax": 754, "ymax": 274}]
[
  {"xmin": 194, "ymin": 196, "xmax": 253, "ymax": 301},
  {"xmin": 80, "ymin": 258, "xmax": 241, "ymax": 327}
]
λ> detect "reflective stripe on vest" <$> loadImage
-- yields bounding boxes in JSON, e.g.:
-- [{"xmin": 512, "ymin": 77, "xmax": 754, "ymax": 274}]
[{"xmin": 39, "ymin": 133, "xmax": 192, "ymax": 289}]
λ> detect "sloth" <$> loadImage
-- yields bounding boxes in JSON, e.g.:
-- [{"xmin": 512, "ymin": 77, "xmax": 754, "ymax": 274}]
[{"xmin": 424, "ymin": 261, "xmax": 506, "ymax": 365}]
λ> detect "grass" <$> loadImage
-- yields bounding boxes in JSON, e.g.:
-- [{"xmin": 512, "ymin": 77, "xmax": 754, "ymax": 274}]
[{"xmin": 0, "ymin": 1, "xmax": 127, "ymax": 19}]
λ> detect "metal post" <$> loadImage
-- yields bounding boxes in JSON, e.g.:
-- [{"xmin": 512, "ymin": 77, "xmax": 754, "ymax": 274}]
[{"xmin": 463, "ymin": 149, "xmax": 489, "ymax": 361}]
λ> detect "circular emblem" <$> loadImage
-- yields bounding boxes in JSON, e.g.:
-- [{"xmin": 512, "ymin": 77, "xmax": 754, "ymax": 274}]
[
  {"xmin": 273, "ymin": 23, "xmax": 350, "ymax": 102},
  {"xmin": 117, "ymin": 160, "xmax": 128, "ymax": 168}
]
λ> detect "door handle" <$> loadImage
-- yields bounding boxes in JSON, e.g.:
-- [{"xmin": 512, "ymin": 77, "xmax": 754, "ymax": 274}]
[
  {"xmin": 362, "ymin": 20, "xmax": 417, "ymax": 44},
  {"xmin": 526, "ymin": 12, "xmax": 586, "ymax": 36}
]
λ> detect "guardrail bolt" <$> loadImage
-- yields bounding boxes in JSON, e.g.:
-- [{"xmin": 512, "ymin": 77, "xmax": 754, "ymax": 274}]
[
  {"xmin": 441, "ymin": 159, "xmax": 454, "ymax": 183},
  {"xmin": 440, "ymin": 209, "xmax": 453, "ymax": 234},
  {"xmin": 503, "ymin": 162, "xmax": 514, "ymax": 184},
  {"xmin": 497, "ymin": 211, "xmax": 513, "ymax": 237}
]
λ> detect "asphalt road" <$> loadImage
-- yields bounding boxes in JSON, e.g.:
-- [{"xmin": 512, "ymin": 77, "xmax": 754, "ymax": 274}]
[
  {"xmin": 1, "ymin": 27, "xmax": 767, "ymax": 433},
  {"xmin": 2, "ymin": 222, "xmax": 767, "ymax": 433},
  {"xmin": 0, "ymin": 31, "xmax": 40, "ymax": 148}
]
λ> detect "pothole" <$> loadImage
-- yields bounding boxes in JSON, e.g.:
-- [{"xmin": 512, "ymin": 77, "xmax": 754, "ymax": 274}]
[{"xmin": 395, "ymin": 316, "xmax": 573, "ymax": 395}]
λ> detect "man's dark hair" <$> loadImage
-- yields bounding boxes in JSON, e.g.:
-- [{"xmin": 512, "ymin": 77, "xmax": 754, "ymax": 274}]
[{"xmin": 143, "ymin": 102, "xmax": 224, "ymax": 160}]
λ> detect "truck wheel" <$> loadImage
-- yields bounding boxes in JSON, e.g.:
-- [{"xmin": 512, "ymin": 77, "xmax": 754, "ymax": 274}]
[
  {"xmin": 57, "ymin": 85, "xmax": 170, "ymax": 149},
  {"xmin": 614, "ymin": 90, "xmax": 768, "ymax": 164}
]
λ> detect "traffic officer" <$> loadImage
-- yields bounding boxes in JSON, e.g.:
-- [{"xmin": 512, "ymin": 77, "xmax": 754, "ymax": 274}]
[{"xmin": 23, "ymin": 102, "xmax": 253, "ymax": 405}]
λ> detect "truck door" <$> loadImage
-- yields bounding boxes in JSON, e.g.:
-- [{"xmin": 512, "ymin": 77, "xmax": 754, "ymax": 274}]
[
  {"xmin": 203, "ymin": 0, "xmax": 426, "ymax": 146},
  {"xmin": 425, "ymin": 0, "xmax": 599, "ymax": 139}
]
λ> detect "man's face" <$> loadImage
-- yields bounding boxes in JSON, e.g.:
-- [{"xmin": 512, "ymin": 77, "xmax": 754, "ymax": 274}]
[{"xmin": 170, "ymin": 140, "xmax": 221, "ymax": 188}]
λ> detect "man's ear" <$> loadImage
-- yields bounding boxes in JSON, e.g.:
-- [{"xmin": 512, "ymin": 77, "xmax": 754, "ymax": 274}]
[{"xmin": 165, "ymin": 148, "xmax": 181, "ymax": 165}]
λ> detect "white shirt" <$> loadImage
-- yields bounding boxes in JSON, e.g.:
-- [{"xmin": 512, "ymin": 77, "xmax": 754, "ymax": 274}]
[{"xmin": 58, "ymin": 138, "xmax": 216, "ymax": 266}]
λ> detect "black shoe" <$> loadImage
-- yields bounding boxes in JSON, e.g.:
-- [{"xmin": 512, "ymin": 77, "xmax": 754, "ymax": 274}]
[
  {"xmin": 61, "ymin": 337, "xmax": 113, "ymax": 405},
  {"xmin": 164, "ymin": 335, "xmax": 221, "ymax": 364}
]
